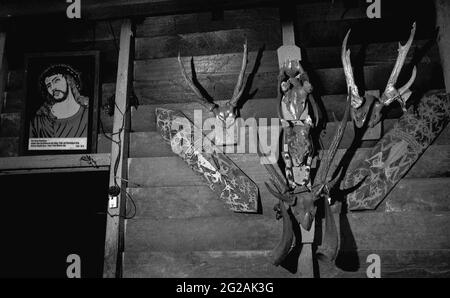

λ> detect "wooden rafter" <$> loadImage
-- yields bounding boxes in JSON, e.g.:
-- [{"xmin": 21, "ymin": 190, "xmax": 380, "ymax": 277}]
[{"xmin": 0, "ymin": 0, "xmax": 280, "ymax": 21}]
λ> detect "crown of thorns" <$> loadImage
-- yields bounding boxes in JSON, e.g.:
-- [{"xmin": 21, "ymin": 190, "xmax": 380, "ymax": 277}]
[{"xmin": 39, "ymin": 64, "xmax": 82, "ymax": 95}]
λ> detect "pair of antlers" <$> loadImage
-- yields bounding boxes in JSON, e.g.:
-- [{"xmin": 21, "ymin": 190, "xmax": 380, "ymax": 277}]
[
  {"xmin": 342, "ymin": 22, "xmax": 417, "ymax": 109},
  {"xmin": 177, "ymin": 41, "xmax": 249, "ymax": 112}
]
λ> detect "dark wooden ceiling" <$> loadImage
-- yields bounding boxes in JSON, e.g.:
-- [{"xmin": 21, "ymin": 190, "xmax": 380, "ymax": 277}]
[{"xmin": 1, "ymin": 0, "xmax": 284, "ymax": 20}]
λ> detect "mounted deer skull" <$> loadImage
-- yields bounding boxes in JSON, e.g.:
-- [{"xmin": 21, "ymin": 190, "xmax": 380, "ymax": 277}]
[
  {"xmin": 342, "ymin": 22, "xmax": 417, "ymax": 128},
  {"xmin": 178, "ymin": 42, "xmax": 248, "ymax": 144}
]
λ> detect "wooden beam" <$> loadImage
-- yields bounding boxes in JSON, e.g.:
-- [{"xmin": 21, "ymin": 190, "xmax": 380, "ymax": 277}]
[
  {"xmin": 127, "ymin": 144, "xmax": 450, "ymax": 187},
  {"xmin": 124, "ymin": 211, "xmax": 450, "ymax": 252},
  {"xmin": 278, "ymin": 2, "xmax": 313, "ymax": 277},
  {"xmin": 135, "ymin": 7, "xmax": 280, "ymax": 38},
  {"xmin": 123, "ymin": 249, "xmax": 450, "ymax": 278},
  {"xmin": 0, "ymin": 0, "xmax": 279, "ymax": 21},
  {"xmin": 0, "ymin": 32, "xmax": 6, "ymax": 116},
  {"xmin": 435, "ymin": 0, "xmax": 450, "ymax": 92},
  {"xmin": 0, "ymin": 153, "xmax": 110, "ymax": 174},
  {"xmin": 103, "ymin": 19, "xmax": 132, "ymax": 278},
  {"xmin": 126, "ymin": 177, "xmax": 450, "ymax": 219}
]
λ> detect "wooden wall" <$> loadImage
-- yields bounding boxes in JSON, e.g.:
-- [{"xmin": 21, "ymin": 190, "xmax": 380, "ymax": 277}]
[
  {"xmin": 1, "ymin": 0, "xmax": 448, "ymax": 278},
  {"xmin": 121, "ymin": 1, "xmax": 450, "ymax": 278}
]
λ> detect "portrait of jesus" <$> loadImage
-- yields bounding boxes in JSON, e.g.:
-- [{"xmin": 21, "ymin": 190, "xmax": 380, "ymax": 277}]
[
  {"xmin": 24, "ymin": 51, "xmax": 99, "ymax": 154},
  {"xmin": 29, "ymin": 64, "xmax": 89, "ymax": 138}
]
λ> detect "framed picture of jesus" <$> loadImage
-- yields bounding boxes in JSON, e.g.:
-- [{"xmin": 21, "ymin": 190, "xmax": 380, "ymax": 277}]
[{"xmin": 22, "ymin": 51, "xmax": 100, "ymax": 155}]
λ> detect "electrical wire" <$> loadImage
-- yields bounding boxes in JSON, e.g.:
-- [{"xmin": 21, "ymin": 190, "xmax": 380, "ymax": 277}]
[{"xmin": 95, "ymin": 21, "xmax": 139, "ymax": 220}]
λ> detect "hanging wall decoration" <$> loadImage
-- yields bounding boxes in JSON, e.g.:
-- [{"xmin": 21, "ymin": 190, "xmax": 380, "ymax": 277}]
[
  {"xmin": 177, "ymin": 42, "xmax": 249, "ymax": 146},
  {"xmin": 345, "ymin": 91, "xmax": 450, "ymax": 210},
  {"xmin": 22, "ymin": 51, "xmax": 100, "ymax": 155},
  {"xmin": 155, "ymin": 107, "xmax": 259, "ymax": 213},
  {"xmin": 342, "ymin": 23, "xmax": 417, "ymax": 129},
  {"xmin": 261, "ymin": 56, "xmax": 342, "ymax": 266},
  {"xmin": 338, "ymin": 23, "xmax": 450, "ymax": 210}
]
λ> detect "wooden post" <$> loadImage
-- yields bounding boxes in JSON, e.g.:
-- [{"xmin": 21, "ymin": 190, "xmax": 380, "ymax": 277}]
[
  {"xmin": 278, "ymin": 4, "xmax": 315, "ymax": 278},
  {"xmin": 103, "ymin": 19, "xmax": 132, "ymax": 278},
  {"xmin": 0, "ymin": 32, "xmax": 6, "ymax": 116},
  {"xmin": 435, "ymin": 0, "xmax": 450, "ymax": 92}
]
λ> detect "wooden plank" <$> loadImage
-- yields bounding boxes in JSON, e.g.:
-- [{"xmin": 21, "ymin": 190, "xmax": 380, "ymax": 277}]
[
  {"xmin": 436, "ymin": 0, "xmax": 450, "ymax": 92},
  {"xmin": 126, "ymin": 122, "xmax": 388, "ymax": 158},
  {"xmin": 310, "ymin": 62, "xmax": 444, "ymax": 96},
  {"xmin": 0, "ymin": 32, "xmax": 6, "ymax": 115},
  {"xmin": 0, "ymin": 0, "xmax": 281, "ymax": 21},
  {"xmin": 127, "ymin": 177, "xmax": 450, "ymax": 219},
  {"xmin": 136, "ymin": 7, "xmax": 280, "ymax": 38},
  {"xmin": 379, "ymin": 178, "xmax": 450, "ymax": 213},
  {"xmin": 296, "ymin": 16, "xmax": 436, "ymax": 47},
  {"xmin": 123, "ymin": 249, "xmax": 450, "ymax": 278},
  {"xmin": 304, "ymin": 40, "xmax": 440, "ymax": 69},
  {"xmin": 0, "ymin": 153, "xmax": 110, "ymax": 172},
  {"xmin": 0, "ymin": 0, "xmax": 435, "ymax": 24},
  {"xmin": 124, "ymin": 211, "xmax": 450, "ymax": 252},
  {"xmin": 295, "ymin": 1, "xmax": 434, "ymax": 24},
  {"xmin": 135, "ymin": 28, "xmax": 281, "ymax": 60},
  {"xmin": 103, "ymin": 19, "xmax": 132, "ymax": 279},
  {"xmin": 325, "ymin": 249, "xmax": 450, "ymax": 278},
  {"xmin": 133, "ymin": 71, "xmax": 278, "ymax": 104},
  {"xmin": 134, "ymin": 41, "xmax": 440, "ymax": 81},
  {"xmin": 128, "ymin": 186, "xmax": 231, "ymax": 219},
  {"xmin": 132, "ymin": 62, "xmax": 443, "ymax": 104},
  {"xmin": 0, "ymin": 112, "xmax": 20, "ymax": 137},
  {"xmin": 63, "ymin": 20, "xmax": 123, "ymax": 43},
  {"xmin": 123, "ymin": 250, "xmax": 292, "ymax": 278},
  {"xmin": 100, "ymin": 94, "xmax": 403, "ymax": 133},
  {"xmin": 295, "ymin": 1, "xmax": 380, "ymax": 23},
  {"xmin": 0, "ymin": 137, "xmax": 18, "ymax": 157},
  {"xmin": 134, "ymin": 50, "xmax": 277, "ymax": 80},
  {"xmin": 127, "ymin": 144, "xmax": 450, "ymax": 187}
]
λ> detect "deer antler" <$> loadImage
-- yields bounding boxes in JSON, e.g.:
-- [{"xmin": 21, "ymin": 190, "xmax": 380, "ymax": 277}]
[
  {"xmin": 341, "ymin": 30, "xmax": 364, "ymax": 109},
  {"xmin": 228, "ymin": 41, "xmax": 248, "ymax": 107},
  {"xmin": 314, "ymin": 93, "xmax": 351, "ymax": 191},
  {"xmin": 382, "ymin": 22, "xmax": 417, "ymax": 108},
  {"xmin": 178, "ymin": 53, "xmax": 218, "ymax": 112}
]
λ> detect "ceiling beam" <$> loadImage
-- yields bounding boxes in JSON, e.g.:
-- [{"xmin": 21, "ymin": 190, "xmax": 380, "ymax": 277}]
[{"xmin": 0, "ymin": 0, "xmax": 282, "ymax": 21}]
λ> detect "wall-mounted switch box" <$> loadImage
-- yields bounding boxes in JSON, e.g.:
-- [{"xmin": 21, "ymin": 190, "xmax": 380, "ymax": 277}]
[{"xmin": 108, "ymin": 195, "xmax": 118, "ymax": 209}]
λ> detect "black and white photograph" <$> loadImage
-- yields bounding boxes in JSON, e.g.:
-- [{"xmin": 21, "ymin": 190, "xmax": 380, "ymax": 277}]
[{"xmin": 0, "ymin": 0, "xmax": 449, "ymax": 287}]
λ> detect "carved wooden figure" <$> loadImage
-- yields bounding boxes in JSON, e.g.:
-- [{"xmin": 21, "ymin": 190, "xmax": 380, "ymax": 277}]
[
  {"xmin": 277, "ymin": 60, "xmax": 320, "ymax": 189},
  {"xmin": 260, "ymin": 96, "xmax": 350, "ymax": 266}
]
